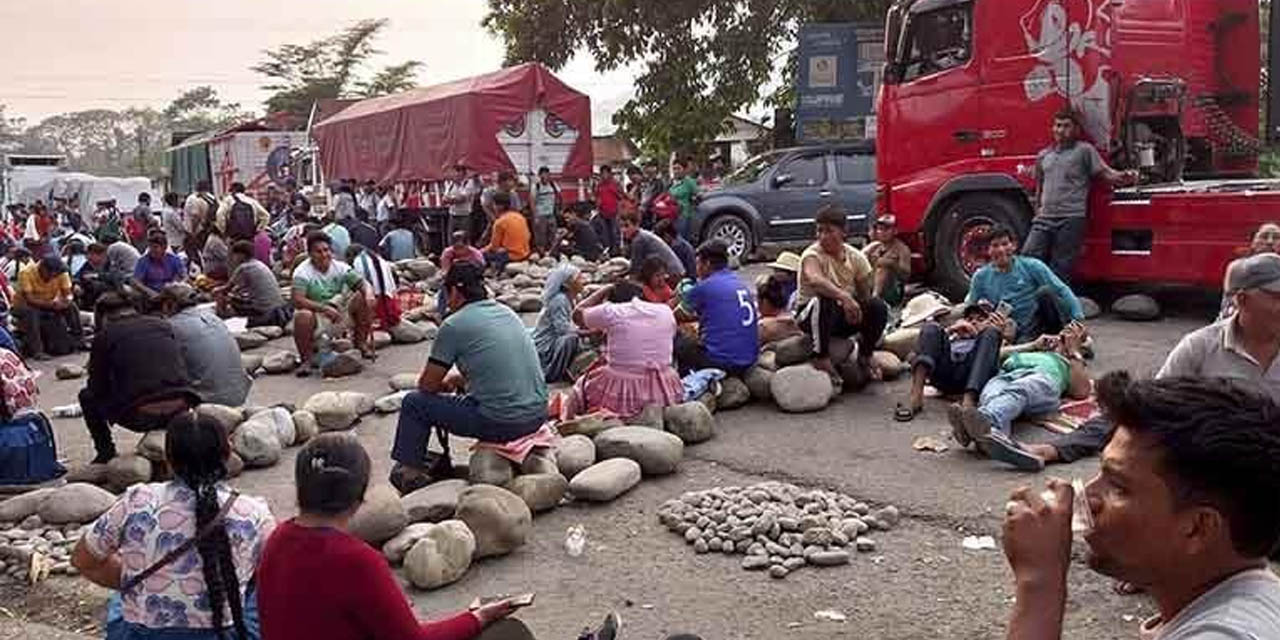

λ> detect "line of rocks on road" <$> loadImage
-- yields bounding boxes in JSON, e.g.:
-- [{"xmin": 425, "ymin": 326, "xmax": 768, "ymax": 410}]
[
  {"xmin": 0, "ymin": 484, "xmax": 112, "ymax": 582},
  {"xmin": 658, "ymin": 482, "xmax": 901, "ymax": 580}
]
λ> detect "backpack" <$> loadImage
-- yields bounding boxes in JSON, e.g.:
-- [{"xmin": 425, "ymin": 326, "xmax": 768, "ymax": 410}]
[
  {"xmin": 652, "ymin": 192, "xmax": 680, "ymax": 220},
  {"xmin": 226, "ymin": 195, "xmax": 257, "ymax": 241}
]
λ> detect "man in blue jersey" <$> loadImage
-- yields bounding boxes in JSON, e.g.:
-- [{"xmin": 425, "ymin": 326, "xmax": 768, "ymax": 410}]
[{"xmin": 674, "ymin": 239, "xmax": 759, "ymax": 376}]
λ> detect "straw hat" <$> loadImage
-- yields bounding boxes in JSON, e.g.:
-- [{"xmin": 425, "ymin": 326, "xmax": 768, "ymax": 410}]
[
  {"xmin": 767, "ymin": 251, "xmax": 802, "ymax": 273},
  {"xmin": 900, "ymin": 292, "xmax": 953, "ymax": 327}
]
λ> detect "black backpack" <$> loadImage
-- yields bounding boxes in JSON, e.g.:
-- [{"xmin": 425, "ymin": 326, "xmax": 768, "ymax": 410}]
[{"xmin": 226, "ymin": 195, "xmax": 257, "ymax": 241}]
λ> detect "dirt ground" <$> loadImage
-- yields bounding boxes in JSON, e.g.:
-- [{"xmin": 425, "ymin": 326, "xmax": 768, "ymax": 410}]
[{"xmin": 0, "ymin": 273, "xmax": 1248, "ymax": 640}]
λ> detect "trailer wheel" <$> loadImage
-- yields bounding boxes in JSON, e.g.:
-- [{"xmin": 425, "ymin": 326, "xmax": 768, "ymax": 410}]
[{"xmin": 931, "ymin": 193, "xmax": 1029, "ymax": 300}]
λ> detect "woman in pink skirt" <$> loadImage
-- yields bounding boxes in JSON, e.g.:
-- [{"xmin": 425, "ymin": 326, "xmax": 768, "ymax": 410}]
[{"xmin": 564, "ymin": 281, "xmax": 683, "ymax": 420}]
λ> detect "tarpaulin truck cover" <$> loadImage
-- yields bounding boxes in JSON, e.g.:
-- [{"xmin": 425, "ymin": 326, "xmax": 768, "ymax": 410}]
[{"xmin": 312, "ymin": 62, "xmax": 593, "ymax": 183}]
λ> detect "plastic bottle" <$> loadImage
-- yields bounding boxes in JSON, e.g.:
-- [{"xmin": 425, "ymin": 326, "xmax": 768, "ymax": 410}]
[{"xmin": 564, "ymin": 524, "xmax": 586, "ymax": 557}]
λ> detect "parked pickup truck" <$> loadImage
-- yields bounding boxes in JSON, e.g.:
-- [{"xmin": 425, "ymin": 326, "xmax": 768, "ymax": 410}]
[{"xmin": 693, "ymin": 142, "xmax": 877, "ymax": 258}]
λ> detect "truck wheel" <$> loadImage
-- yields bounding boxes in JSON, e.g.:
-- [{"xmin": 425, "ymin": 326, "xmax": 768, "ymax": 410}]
[
  {"xmin": 931, "ymin": 193, "xmax": 1029, "ymax": 300},
  {"xmin": 704, "ymin": 214, "xmax": 754, "ymax": 260}
]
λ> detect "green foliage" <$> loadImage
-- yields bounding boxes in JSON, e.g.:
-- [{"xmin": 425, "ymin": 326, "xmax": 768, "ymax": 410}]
[
  {"xmin": 252, "ymin": 19, "xmax": 423, "ymax": 117},
  {"xmin": 484, "ymin": 0, "xmax": 891, "ymax": 157}
]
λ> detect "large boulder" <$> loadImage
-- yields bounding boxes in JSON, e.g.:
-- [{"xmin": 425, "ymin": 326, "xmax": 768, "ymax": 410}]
[
  {"xmin": 1080, "ymin": 296, "xmax": 1102, "ymax": 320},
  {"xmin": 389, "ymin": 373, "xmax": 419, "ymax": 392},
  {"xmin": 135, "ymin": 430, "xmax": 166, "ymax": 462},
  {"xmin": 663, "ymin": 402, "xmax": 715, "ymax": 444},
  {"xmin": 302, "ymin": 392, "xmax": 362, "ymax": 431},
  {"xmin": 65, "ymin": 463, "xmax": 110, "ymax": 485},
  {"xmin": 375, "ymin": 391, "xmax": 411, "ymax": 414},
  {"xmin": 627, "ymin": 404, "xmax": 665, "ymax": 430},
  {"xmin": 556, "ymin": 414, "xmax": 623, "ymax": 438},
  {"xmin": 252, "ymin": 325, "xmax": 285, "ymax": 340},
  {"xmin": 594, "ymin": 427, "xmax": 684, "ymax": 476},
  {"xmin": 871, "ymin": 351, "xmax": 906, "ymax": 381},
  {"xmin": 0, "ymin": 488, "xmax": 56, "ymax": 521},
  {"xmin": 37, "ymin": 483, "xmax": 116, "ymax": 524},
  {"xmin": 772, "ymin": 335, "xmax": 814, "ymax": 367},
  {"xmin": 339, "ymin": 391, "xmax": 376, "ymax": 416},
  {"xmin": 518, "ymin": 449, "xmax": 559, "ymax": 476},
  {"xmin": 55, "ymin": 363, "xmax": 86, "ymax": 380},
  {"xmin": 292, "ymin": 410, "xmax": 319, "ymax": 444},
  {"xmin": 505, "ymin": 473, "xmax": 568, "ymax": 513},
  {"xmin": 743, "ymin": 366, "xmax": 775, "ymax": 402},
  {"xmin": 233, "ymin": 332, "xmax": 268, "ymax": 351},
  {"xmin": 106, "ymin": 455, "xmax": 152, "ymax": 492},
  {"xmin": 881, "ymin": 328, "xmax": 920, "ymax": 362},
  {"xmin": 555, "ymin": 435, "xmax": 596, "ymax": 480},
  {"xmin": 349, "ymin": 484, "xmax": 410, "ymax": 545},
  {"xmin": 371, "ymin": 331, "xmax": 393, "ymax": 350},
  {"xmin": 196, "ymin": 404, "xmax": 245, "ymax": 434},
  {"xmin": 455, "ymin": 485, "xmax": 532, "ymax": 558},
  {"xmin": 321, "ymin": 350, "xmax": 364, "ymax": 378},
  {"xmin": 1112, "ymin": 294, "xmax": 1161, "ymax": 321},
  {"xmin": 771, "ymin": 365, "xmax": 833, "ymax": 413},
  {"xmin": 261, "ymin": 351, "xmax": 299, "ymax": 375},
  {"xmin": 402, "ymin": 479, "xmax": 468, "ymax": 523},
  {"xmin": 382, "ymin": 522, "xmax": 434, "ymax": 565},
  {"xmin": 389, "ymin": 321, "xmax": 433, "ymax": 344},
  {"xmin": 400, "ymin": 258, "xmax": 439, "ymax": 280},
  {"xmin": 568, "ymin": 458, "xmax": 642, "ymax": 502},
  {"xmin": 404, "ymin": 520, "xmax": 476, "ymax": 589},
  {"xmin": 231, "ymin": 418, "xmax": 283, "ymax": 468},
  {"xmin": 241, "ymin": 355, "xmax": 264, "ymax": 375},
  {"xmin": 244, "ymin": 407, "xmax": 296, "ymax": 448},
  {"xmin": 468, "ymin": 450, "xmax": 515, "ymax": 486},
  {"xmin": 716, "ymin": 377, "xmax": 751, "ymax": 410}
]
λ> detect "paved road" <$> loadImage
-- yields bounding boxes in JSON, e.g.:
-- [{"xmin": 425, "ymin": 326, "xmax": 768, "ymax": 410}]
[{"xmin": 25, "ymin": 285, "xmax": 1212, "ymax": 640}]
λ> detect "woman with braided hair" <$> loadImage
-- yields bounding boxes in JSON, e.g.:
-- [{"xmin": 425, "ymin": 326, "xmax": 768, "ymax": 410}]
[{"xmin": 72, "ymin": 411, "xmax": 276, "ymax": 640}]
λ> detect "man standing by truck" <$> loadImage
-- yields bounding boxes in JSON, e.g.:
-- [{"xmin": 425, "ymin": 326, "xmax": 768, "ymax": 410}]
[{"xmin": 1024, "ymin": 109, "xmax": 1138, "ymax": 282}]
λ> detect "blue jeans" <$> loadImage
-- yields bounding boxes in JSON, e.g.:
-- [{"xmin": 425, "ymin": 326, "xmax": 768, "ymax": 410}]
[
  {"xmin": 391, "ymin": 392, "xmax": 544, "ymax": 467},
  {"xmin": 1022, "ymin": 216, "xmax": 1087, "ymax": 283},
  {"xmin": 977, "ymin": 370, "xmax": 1062, "ymax": 435},
  {"xmin": 483, "ymin": 249, "xmax": 510, "ymax": 274},
  {"xmin": 106, "ymin": 587, "xmax": 259, "ymax": 640}
]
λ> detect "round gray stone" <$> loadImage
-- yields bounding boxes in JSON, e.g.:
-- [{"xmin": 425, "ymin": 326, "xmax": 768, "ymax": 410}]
[{"xmin": 593, "ymin": 426, "xmax": 684, "ymax": 476}]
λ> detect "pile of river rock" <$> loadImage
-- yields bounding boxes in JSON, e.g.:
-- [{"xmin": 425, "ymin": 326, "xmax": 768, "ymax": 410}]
[
  {"xmin": 0, "ymin": 483, "xmax": 116, "ymax": 582},
  {"xmin": 658, "ymin": 482, "xmax": 901, "ymax": 579}
]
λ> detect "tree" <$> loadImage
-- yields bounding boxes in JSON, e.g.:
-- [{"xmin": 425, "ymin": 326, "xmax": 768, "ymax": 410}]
[
  {"xmin": 163, "ymin": 86, "xmax": 254, "ymax": 134},
  {"xmin": 252, "ymin": 19, "xmax": 424, "ymax": 117},
  {"xmin": 484, "ymin": 0, "xmax": 891, "ymax": 158}
]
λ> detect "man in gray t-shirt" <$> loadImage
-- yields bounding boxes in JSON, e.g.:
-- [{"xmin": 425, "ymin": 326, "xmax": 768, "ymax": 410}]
[
  {"xmin": 1000, "ymin": 374, "xmax": 1280, "ymax": 640},
  {"xmin": 1023, "ymin": 110, "xmax": 1138, "ymax": 281}
]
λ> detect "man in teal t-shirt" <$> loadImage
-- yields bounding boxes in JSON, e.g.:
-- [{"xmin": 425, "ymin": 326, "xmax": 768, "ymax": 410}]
[
  {"xmin": 389, "ymin": 262, "xmax": 548, "ymax": 493},
  {"xmin": 966, "ymin": 225, "xmax": 1083, "ymax": 342},
  {"xmin": 949, "ymin": 324, "xmax": 1091, "ymax": 471},
  {"xmin": 668, "ymin": 158, "xmax": 700, "ymax": 240}
]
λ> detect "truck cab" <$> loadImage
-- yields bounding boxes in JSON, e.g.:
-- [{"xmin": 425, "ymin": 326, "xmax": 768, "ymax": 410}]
[{"xmin": 877, "ymin": 0, "xmax": 1271, "ymax": 297}]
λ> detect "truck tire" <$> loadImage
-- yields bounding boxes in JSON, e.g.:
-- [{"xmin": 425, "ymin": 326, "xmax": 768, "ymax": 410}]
[
  {"xmin": 703, "ymin": 214, "xmax": 755, "ymax": 260},
  {"xmin": 931, "ymin": 193, "xmax": 1030, "ymax": 300}
]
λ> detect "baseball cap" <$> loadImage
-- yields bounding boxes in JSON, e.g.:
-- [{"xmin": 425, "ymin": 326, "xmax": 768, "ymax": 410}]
[
  {"xmin": 1225, "ymin": 253, "xmax": 1280, "ymax": 293},
  {"xmin": 873, "ymin": 215, "xmax": 898, "ymax": 228}
]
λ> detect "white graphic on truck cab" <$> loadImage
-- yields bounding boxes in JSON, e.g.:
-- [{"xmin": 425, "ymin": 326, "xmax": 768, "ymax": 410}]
[{"xmin": 1020, "ymin": 0, "xmax": 1114, "ymax": 148}]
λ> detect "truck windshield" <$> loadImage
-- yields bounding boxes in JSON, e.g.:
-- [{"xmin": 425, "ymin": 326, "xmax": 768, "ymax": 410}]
[
  {"xmin": 725, "ymin": 151, "xmax": 785, "ymax": 185},
  {"xmin": 895, "ymin": 3, "xmax": 972, "ymax": 83}
]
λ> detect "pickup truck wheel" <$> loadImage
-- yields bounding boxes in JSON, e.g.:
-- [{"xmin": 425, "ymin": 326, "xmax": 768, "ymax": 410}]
[
  {"xmin": 932, "ymin": 193, "xmax": 1029, "ymax": 300},
  {"xmin": 704, "ymin": 214, "xmax": 754, "ymax": 260}
]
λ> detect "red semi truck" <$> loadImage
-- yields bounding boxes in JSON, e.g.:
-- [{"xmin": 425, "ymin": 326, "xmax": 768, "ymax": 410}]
[{"xmin": 875, "ymin": 0, "xmax": 1280, "ymax": 297}]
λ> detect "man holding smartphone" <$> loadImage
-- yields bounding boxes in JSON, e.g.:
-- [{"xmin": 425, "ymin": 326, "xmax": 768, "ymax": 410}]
[{"xmin": 967, "ymin": 225, "xmax": 1085, "ymax": 343}]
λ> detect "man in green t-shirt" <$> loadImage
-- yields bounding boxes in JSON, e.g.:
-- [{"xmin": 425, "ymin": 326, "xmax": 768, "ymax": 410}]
[
  {"xmin": 291, "ymin": 230, "xmax": 374, "ymax": 376},
  {"xmin": 668, "ymin": 158, "xmax": 700, "ymax": 241},
  {"xmin": 389, "ymin": 262, "xmax": 548, "ymax": 493},
  {"xmin": 950, "ymin": 324, "xmax": 1092, "ymax": 471}
]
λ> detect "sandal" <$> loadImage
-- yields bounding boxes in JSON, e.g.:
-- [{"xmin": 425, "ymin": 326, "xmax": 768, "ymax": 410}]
[{"xmin": 893, "ymin": 403, "xmax": 923, "ymax": 422}]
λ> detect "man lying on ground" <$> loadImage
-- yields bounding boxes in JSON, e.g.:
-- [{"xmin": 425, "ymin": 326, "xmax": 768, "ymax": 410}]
[{"xmin": 895, "ymin": 299, "xmax": 1014, "ymax": 422}]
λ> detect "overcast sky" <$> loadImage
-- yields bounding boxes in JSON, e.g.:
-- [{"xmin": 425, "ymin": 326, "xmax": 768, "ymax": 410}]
[{"xmin": 0, "ymin": 0, "xmax": 637, "ymax": 133}]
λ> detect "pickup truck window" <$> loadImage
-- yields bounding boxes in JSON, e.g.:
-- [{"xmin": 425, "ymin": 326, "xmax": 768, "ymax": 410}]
[
  {"xmin": 726, "ymin": 150, "xmax": 784, "ymax": 186},
  {"xmin": 835, "ymin": 152, "xmax": 876, "ymax": 184},
  {"xmin": 899, "ymin": 4, "xmax": 972, "ymax": 82},
  {"xmin": 776, "ymin": 154, "xmax": 827, "ymax": 189}
]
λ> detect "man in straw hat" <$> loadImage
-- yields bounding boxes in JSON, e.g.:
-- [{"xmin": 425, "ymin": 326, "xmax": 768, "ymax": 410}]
[{"xmin": 765, "ymin": 250, "xmax": 801, "ymax": 310}]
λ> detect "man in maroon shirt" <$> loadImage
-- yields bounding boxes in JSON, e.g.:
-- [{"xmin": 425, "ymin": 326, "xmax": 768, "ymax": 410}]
[{"xmin": 594, "ymin": 164, "xmax": 622, "ymax": 256}]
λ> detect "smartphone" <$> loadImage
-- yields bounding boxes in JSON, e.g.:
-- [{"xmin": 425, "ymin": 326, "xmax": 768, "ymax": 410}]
[{"xmin": 995, "ymin": 301, "xmax": 1013, "ymax": 317}]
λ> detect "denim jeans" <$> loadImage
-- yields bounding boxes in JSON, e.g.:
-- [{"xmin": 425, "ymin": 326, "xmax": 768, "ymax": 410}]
[
  {"xmin": 912, "ymin": 323, "xmax": 1003, "ymax": 396},
  {"xmin": 483, "ymin": 249, "xmax": 510, "ymax": 274},
  {"xmin": 106, "ymin": 586, "xmax": 259, "ymax": 640},
  {"xmin": 391, "ymin": 392, "xmax": 544, "ymax": 467},
  {"xmin": 977, "ymin": 369, "xmax": 1062, "ymax": 435},
  {"xmin": 1022, "ymin": 216, "xmax": 1088, "ymax": 283}
]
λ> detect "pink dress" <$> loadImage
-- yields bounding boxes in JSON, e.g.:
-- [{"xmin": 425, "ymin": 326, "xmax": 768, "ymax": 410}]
[{"xmin": 569, "ymin": 300, "xmax": 683, "ymax": 419}]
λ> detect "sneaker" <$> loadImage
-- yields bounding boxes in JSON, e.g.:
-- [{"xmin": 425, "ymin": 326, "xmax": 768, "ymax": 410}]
[
  {"xmin": 984, "ymin": 430, "xmax": 1045, "ymax": 471},
  {"xmin": 389, "ymin": 463, "xmax": 433, "ymax": 495},
  {"xmin": 295, "ymin": 360, "xmax": 316, "ymax": 378},
  {"xmin": 947, "ymin": 404, "xmax": 971, "ymax": 447},
  {"xmin": 578, "ymin": 612, "xmax": 622, "ymax": 640}
]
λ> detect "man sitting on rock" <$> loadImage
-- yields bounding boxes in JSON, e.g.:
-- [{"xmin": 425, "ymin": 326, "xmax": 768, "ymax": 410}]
[
  {"xmin": 80, "ymin": 293, "xmax": 198, "ymax": 463},
  {"xmin": 895, "ymin": 300, "xmax": 1013, "ymax": 422},
  {"xmin": 158, "ymin": 282, "xmax": 251, "ymax": 407},
  {"xmin": 389, "ymin": 263, "xmax": 547, "ymax": 493},
  {"xmin": 655, "ymin": 219, "xmax": 697, "ymax": 284},
  {"xmin": 950, "ymin": 323, "xmax": 1092, "ymax": 471},
  {"xmin": 482, "ymin": 192, "xmax": 531, "ymax": 275},
  {"xmin": 757, "ymin": 273, "xmax": 801, "ymax": 344},
  {"xmin": 968, "ymin": 224, "xmax": 1083, "ymax": 343},
  {"xmin": 862, "ymin": 215, "xmax": 911, "ymax": 307},
  {"xmin": 216, "ymin": 240, "xmax": 292, "ymax": 329},
  {"xmin": 621, "ymin": 211, "xmax": 684, "ymax": 281},
  {"xmin": 14, "ymin": 256, "xmax": 84, "ymax": 360},
  {"xmin": 794, "ymin": 205, "xmax": 889, "ymax": 378},
  {"xmin": 554, "ymin": 204, "xmax": 602, "ymax": 262},
  {"xmin": 292, "ymin": 231, "xmax": 376, "ymax": 375},
  {"xmin": 674, "ymin": 240, "xmax": 759, "ymax": 376}
]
